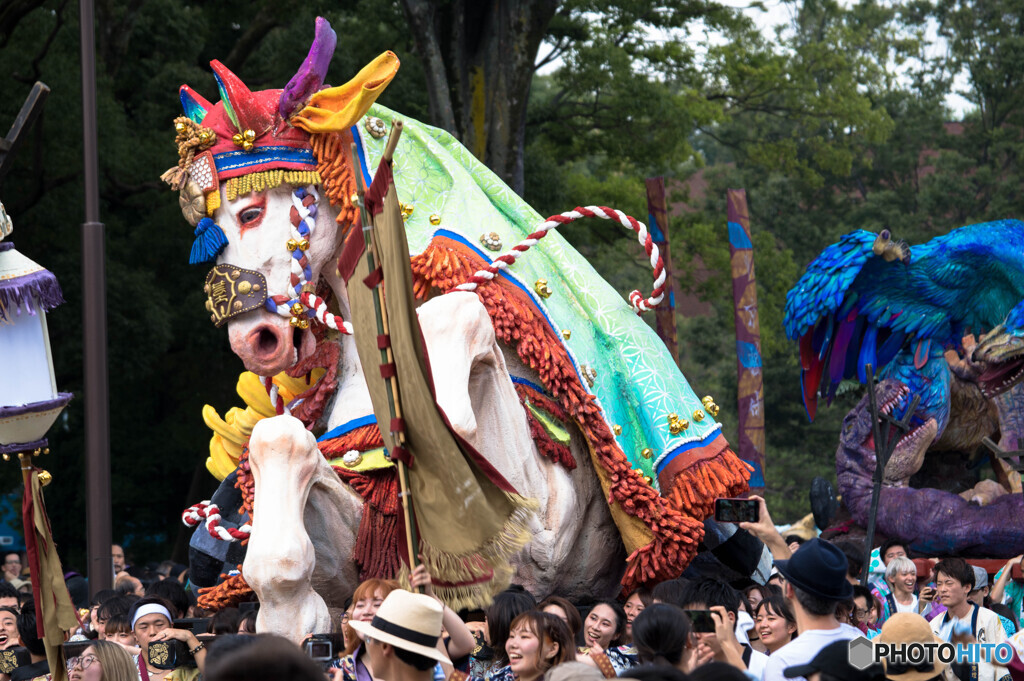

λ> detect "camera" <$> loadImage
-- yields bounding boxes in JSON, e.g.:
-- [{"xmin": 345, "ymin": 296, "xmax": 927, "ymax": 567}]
[{"xmin": 304, "ymin": 634, "xmax": 335, "ymax": 662}]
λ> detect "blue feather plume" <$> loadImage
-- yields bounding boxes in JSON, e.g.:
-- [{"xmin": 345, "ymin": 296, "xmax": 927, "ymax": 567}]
[{"xmin": 190, "ymin": 218, "xmax": 228, "ymax": 265}]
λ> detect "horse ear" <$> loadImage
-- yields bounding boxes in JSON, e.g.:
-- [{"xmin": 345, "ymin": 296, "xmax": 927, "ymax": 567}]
[
  {"xmin": 179, "ymin": 86, "xmax": 212, "ymax": 124},
  {"xmin": 210, "ymin": 60, "xmax": 274, "ymax": 135},
  {"xmin": 279, "ymin": 17, "xmax": 338, "ymax": 119}
]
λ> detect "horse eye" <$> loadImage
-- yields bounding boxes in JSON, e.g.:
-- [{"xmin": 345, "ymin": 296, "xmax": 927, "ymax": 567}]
[{"xmin": 239, "ymin": 207, "xmax": 263, "ymax": 225}]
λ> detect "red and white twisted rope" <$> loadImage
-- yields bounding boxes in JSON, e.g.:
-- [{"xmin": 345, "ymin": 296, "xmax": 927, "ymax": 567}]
[
  {"xmin": 182, "ymin": 500, "xmax": 251, "ymax": 542},
  {"xmin": 263, "ymin": 376, "xmax": 288, "ymax": 416},
  {"xmin": 300, "ymin": 291, "xmax": 353, "ymax": 334},
  {"xmin": 452, "ymin": 206, "xmax": 666, "ymax": 313}
]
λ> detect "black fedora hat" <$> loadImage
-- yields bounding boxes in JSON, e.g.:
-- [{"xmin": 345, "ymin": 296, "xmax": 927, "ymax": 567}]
[{"xmin": 774, "ymin": 537, "xmax": 854, "ymax": 601}]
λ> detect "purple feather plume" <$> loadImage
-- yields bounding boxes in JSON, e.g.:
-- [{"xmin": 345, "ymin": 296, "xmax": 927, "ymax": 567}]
[
  {"xmin": 0, "ymin": 244, "xmax": 64, "ymax": 321},
  {"xmin": 279, "ymin": 17, "xmax": 338, "ymax": 119}
]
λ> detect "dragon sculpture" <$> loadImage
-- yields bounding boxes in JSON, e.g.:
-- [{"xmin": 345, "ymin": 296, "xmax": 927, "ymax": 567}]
[{"xmin": 785, "ymin": 221, "xmax": 1024, "ymax": 555}]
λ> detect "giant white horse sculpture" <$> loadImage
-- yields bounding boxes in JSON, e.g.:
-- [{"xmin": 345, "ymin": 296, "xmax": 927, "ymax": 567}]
[{"xmin": 168, "ymin": 19, "xmax": 753, "ymax": 640}]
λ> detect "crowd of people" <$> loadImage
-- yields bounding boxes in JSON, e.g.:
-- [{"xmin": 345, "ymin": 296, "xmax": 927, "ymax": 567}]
[{"xmin": 0, "ymin": 497, "xmax": 1021, "ymax": 681}]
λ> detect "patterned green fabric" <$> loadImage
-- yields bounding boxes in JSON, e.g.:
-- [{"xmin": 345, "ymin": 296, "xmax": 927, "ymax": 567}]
[{"xmin": 354, "ymin": 104, "xmax": 722, "ymax": 483}]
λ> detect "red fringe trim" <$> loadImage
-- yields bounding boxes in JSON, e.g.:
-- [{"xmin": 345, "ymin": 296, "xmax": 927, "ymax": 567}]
[
  {"xmin": 334, "ymin": 466, "xmax": 401, "ymax": 580},
  {"xmin": 514, "ymin": 384, "xmax": 575, "ymax": 469},
  {"xmin": 409, "ymin": 240, "xmax": 723, "ymax": 589}
]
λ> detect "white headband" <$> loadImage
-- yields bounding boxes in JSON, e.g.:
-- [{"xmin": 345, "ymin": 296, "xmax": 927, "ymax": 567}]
[{"xmin": 131, "ymin": 604, "xmax": 173, "ymax": 630}]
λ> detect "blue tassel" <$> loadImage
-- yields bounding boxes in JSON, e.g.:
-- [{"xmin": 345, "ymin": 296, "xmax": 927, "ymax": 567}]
[{"xmin": 189, "ymin": 218, "xmax": 228, "ymax": 265}]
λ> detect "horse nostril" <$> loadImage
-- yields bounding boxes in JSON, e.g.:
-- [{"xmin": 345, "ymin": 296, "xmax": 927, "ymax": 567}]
[{"xmin": 256, "ymin": 327, "xmax": 280, "ymax": 356}]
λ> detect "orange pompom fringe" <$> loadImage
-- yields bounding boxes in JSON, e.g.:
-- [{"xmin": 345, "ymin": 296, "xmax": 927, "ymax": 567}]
[
  {"xmin": 663, "ymin": 449, "xmax": 752, "ymax": 521},
  {"xmin": 197, "ymin": 565, "xmax": 256, "ymax": 611},
  {"xmin": 311, "ymin": 131, "xmax": 358, "ymax": 235},
  {"xmin": 410, "ymin": 239, "xmax": 749, "ymax": 590}
]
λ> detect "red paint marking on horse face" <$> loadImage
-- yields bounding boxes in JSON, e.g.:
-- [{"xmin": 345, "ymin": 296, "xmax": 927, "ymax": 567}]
[{"xmin": 235, "ymin": 193, "xmax": 268, "ymax": 237}]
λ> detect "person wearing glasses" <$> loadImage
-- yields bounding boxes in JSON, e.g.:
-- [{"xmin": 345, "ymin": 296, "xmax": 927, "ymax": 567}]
[
  {"xmin": 0, "ymin": 552, "xmax": 20, "ymax": 585},
  {"xmin": 68, "ymin": 640, "xmax": 137, "ymax": 681}
]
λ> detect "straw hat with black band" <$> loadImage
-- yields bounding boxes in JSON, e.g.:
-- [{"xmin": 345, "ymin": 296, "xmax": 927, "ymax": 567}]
[{"xmin": 348, "ymin": 590, "xmax": 451, "ymax": 664}]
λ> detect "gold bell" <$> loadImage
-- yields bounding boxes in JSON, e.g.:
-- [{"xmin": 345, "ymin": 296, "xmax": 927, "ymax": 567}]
[
  {"xmin": 289, "ymin": 316, "xmax": 302, "ymax": 328},
  {"xmin": 562, "ymin": 329, "xmax": 571, "ymax": 340},
  {"xmin": 429, "ymin": 214, "xmax": 441, "ymax": 226},
  {"xmin": 692, "ymin": 409, "xmax": 705, "ymax": 422},
  {"xmin": 298, "ymin": 239, "xmax": 310, "ymax": 251},
  {"xmin": 37, "ymin": 470, "xmax": 52, "ymax": 487},
  {"xmin": 174, "ymin": 121, "xmax": 186, "ymax": 134},
  {"xmin": 298, "ymin": 318, "xmax": 310, "ymax": 330},
  {"xmin": 641, "ymin": 448, "xmax": 653, "ymax": 459},
  {"xmin": 198, "ymin": 129, "xmax": 214, "ymax": 145},
  {"xmin": 701, "ymin": 396, "xmax": 720, "ymax": 417},
  {"xmin": 1, "ymin": 454, "xmax": 8, "ymax": 462},
  {"xmin": 534, "ymin": 279, "xmax": 553, "ymax": 299},
  {"xmin": 643, "ymin": 476, "xmax": 652, "ymax": 485},
  {"xmin": 668, "ymin": 413, "xmax": 689, "ymax": 435},
  {"xmin": 400, "ymin": 203, "xmax": 414, "ymax": 220},
  {"xmin": 286, "ymin": 239, "xmax": 300, "ymax": 252},
  {"xmin": 232, "ymin": 129, "xmax": 256, "ymax": 151},
  {"xmin": 290, "ymin": 303, "xmax": 305, "ymax": 316},
  {"xmin": 613, "ymin": 425, "xmax": 622, "ymax": 436}
]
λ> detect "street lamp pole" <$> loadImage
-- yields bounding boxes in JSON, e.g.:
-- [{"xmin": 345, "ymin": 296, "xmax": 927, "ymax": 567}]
[{"xmin": 80, "ymin": 0, "xmax": 112, "ymax": 596}]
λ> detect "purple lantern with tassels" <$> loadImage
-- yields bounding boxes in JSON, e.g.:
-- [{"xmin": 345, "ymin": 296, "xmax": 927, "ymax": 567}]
[{"xmin": 0, "ymin": 202, "xmax": 72, "ymax": 455}]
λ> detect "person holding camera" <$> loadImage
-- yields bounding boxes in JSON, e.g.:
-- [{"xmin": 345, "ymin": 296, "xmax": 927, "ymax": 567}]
[{"xmin": 128, "ymin": 597, "xmax": 206, "ymax": 681}]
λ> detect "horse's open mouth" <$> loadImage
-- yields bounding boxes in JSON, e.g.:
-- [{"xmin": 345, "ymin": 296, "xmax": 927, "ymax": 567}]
[{"xmin": 978, "ymin": 357, "xmax": 1024, "ymax": 399}]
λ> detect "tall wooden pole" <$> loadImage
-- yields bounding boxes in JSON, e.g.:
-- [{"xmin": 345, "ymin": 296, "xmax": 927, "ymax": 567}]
[
  {"xmin": 727, "ymin": 189, "xmax": 765, "ymax": 491},
  {"xmin": 644, "ymin": 178, "xmax": 679, "ymax": 365},
  {"xmin": 80, "ymin": 0, "xmax": 112, "ymax": 596}
]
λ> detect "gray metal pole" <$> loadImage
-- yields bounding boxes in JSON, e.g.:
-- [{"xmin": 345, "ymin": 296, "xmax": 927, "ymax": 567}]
[{"xmin": 80, "ymin": 0, "xmax": 112, "ymax": 597}]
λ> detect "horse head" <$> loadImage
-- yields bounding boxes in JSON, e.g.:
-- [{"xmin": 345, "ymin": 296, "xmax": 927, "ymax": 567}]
[
  {"xmin": 165, "ymin": 19, "xmax": 398, "ymax": 378},
  {"xmin": 215, "ymin": 184, "xmax": 341, "ymax": 376}
]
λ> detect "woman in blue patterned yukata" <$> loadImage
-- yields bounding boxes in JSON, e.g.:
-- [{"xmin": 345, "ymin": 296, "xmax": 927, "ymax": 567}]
[{"xmin": 576, "ymin": 600, "xmax": 638, "ymax": 677}]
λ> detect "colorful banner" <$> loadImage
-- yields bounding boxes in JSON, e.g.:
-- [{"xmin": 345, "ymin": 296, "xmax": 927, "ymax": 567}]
[
  {"xmin": 645, "ymin": 177, "xmax": 679, "ymax": 365},
  {"xmin": 727, "ymin": 189, "xmax": 765, "ymax": 489}
]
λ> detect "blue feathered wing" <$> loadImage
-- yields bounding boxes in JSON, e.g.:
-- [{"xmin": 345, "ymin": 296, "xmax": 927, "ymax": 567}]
[{"xmin": 784, "ymin": 220, "xmax": 1024, "ymax": 420}]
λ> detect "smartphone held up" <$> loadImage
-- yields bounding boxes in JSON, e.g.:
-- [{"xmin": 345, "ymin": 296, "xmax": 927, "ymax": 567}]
[{"xmin": 713, "ymin": 497, "xmax": 759, "ymax": 524}]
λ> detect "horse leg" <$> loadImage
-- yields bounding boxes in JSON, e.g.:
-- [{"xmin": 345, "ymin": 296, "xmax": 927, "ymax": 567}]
[
  {"xmin": 244, "ymin": 415, "xmax": 361, "ymax": 641},
  {"xmin": 417, "ymin": 293, "xmax": 622, "ymax": 598}
]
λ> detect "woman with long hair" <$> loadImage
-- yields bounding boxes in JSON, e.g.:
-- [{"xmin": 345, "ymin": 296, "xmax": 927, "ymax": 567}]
[
  {"xmin": 577, "ymin": 599, "xmax": 636, "ymax": 676},
  {"xmin": 621, "ymin": 588, "xmax": 652, "ymax": 645},
  {"xmin": 68, "ymin": 640, "xmax": 138, "ymax": 681}
]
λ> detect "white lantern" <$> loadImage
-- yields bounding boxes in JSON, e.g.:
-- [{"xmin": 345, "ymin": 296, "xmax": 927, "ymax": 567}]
[{"xmin": 0, "ymin": 204, "xmax": 71, "ymax": 454}]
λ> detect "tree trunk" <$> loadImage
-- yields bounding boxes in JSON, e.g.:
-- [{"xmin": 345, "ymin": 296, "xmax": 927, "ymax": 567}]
[{"xmin": 400, "ymin": 0, "xmax": 559, "ymax": 195}]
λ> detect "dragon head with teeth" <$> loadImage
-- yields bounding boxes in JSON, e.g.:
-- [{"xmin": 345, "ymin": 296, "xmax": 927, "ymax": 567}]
[{"xmin": 973, "ymin": 300, "xmax": 1024, "ymax": 399}]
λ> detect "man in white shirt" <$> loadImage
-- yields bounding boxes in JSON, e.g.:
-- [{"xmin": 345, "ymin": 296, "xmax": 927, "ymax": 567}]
[
  {"xmin": 762, "ymin": 538, "xmax": 862, "ymax": 681},
  {"xmin": 930, "ymin": 557, "xmax": 1007, "ymax": 681}
]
